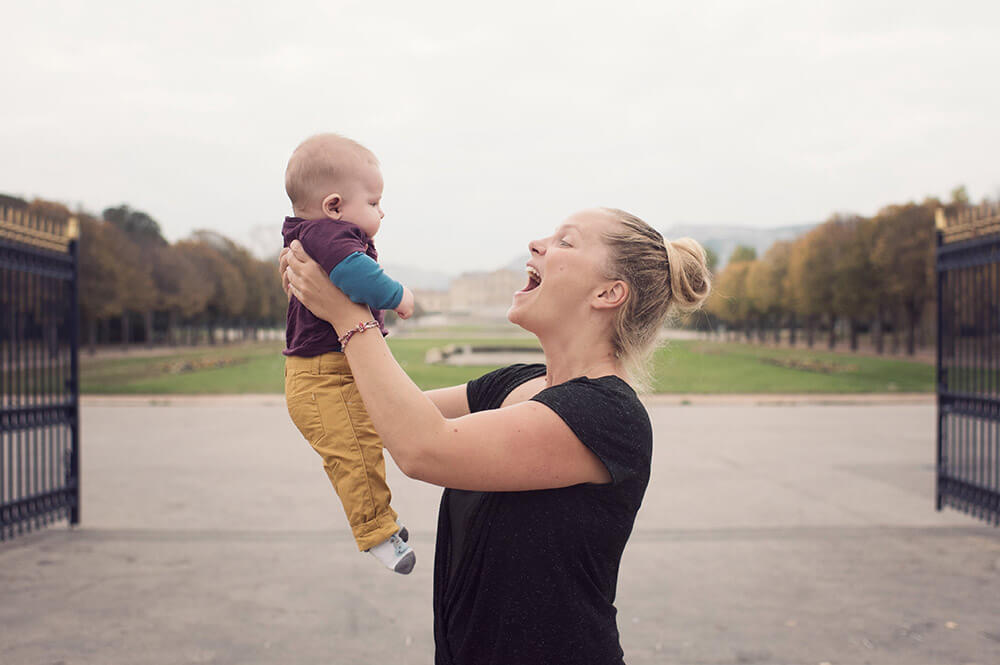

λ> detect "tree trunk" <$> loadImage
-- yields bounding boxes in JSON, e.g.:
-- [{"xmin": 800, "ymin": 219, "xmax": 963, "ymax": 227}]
[
  {"xmin": 907, "ymin": 303, "xmax": 921, "ymax": 355},
  {"xmin": 874, "ymin": 306, "xmax": 884, "ymax": 354},
  {"xmin": 773, "ymin": 314, "xmax": 781, "ymax": 344},
  {"xmin": 849, "ymin": 318, "xmax": 859, "ymax": 351},
  {"xmin": 87, "ymin": 318, "xmax": 97, "ymax": 355},
  {"xmin": 167, "ymin": 310, "xmax": 177, "ymax": 346},
  {"xmin": 144, "ymin": 310, "xmax": 154, "ymax": 349},
  {"xmin": 121, "ymin": 311, "xmax": 130, "ymax": 350},
  {"xmin": 806, "ymin": 315, "xmax": 815, "ymax": 347},
  {"xmin": 789, "ymin": 313, "xmax": 797, "ymax": 346},
  {"xmin": 827, "ymin": 315, "xmax": 836, "ymax": 350}
]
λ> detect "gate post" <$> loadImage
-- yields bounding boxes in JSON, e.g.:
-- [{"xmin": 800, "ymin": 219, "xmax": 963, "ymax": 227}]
[
  {"xmin": 68, "ymin": 218, "xmax": 81, "ymax": 525},
  {"xmin": 934, "ymin": 210, "xmax": 945, "ymax": 512}
]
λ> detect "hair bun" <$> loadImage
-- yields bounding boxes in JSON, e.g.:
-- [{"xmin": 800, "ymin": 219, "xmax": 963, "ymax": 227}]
[{"xmin": 664, "ymin": 237, "xmax": 712, "ymax": 312}]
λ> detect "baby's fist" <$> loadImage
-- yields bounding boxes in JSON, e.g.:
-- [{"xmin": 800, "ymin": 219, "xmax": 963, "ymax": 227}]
[{"xmin": 396, "ymin": 287, "xmax": 415, "ymax": 319}]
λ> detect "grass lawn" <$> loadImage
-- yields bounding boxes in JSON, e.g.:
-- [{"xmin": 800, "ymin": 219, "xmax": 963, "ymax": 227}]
[
  {"xmin": 79, "ymin": 338, "xmax": 934, "ymax": 395},
  {"xmin": 80, "ymin": 338, "xmax": 540, "ymax": 394},
  {"xmin": 652, "ymin": 341, "xmax": 932, "ymax": 393}
]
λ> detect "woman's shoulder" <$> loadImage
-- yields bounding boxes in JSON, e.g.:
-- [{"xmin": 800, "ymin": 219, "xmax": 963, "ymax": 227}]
[
  {"xmin": 531, "ymin": 375, "xmax": 652, "ymax": 487},
  {"xmin": 466, "ymin": 363, "xmax": 547, "ymax": 412},
  {"xmin": 534, "ymin": 375, "xmax": 651, "ymax": 437}
]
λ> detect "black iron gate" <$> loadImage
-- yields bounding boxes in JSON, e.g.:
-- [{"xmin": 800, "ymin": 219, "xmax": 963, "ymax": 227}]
[
  {"xmin": 936, "ymin": 203, "xmax": 1000, "ymax": 525},
  {"xmin": 0, "ymin": 206, "xmax": 80, "ymax": 540}
]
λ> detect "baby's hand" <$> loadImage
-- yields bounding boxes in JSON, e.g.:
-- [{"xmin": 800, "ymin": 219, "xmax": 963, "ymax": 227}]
[{"xmin": 396, "ymin": 287, "xmax": 415, "ymax": 319}]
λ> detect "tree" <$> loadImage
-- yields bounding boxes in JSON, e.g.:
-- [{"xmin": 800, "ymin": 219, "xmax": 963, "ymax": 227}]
[
  {"xmin": 175, "ymin": 238, "xmax": 246, "ymax": 343},
  {"xmin": 704, "ymin": 246, "xmax": 719, "ymax": 274},
  {"xmin": 103, "ymin": 221, "xmax": 155, "ymax": 346},
  {"xmin": 151, "ymin": 245, "xmax": 208, "ymax": 344},
  {"xmin": 103, "ymin": 205, "xmax": 168, "ymax": 345},
  {"xmin": 744, "ymin": 260, "xmax": 770, "ymax": 341},
  {"xmin": 871, "ymin": 202, "xmax": 936, "ymax": 355},
  {"xmin": 786, "ymin": 224, "xmax": 838, "ymax": 348},
  {"xmin": 102, "ymin": 204, "xmax": 167, "ymax": 248},
  {"xmin": 705, "ymin": 258, "xmax": 753, "ymax": 340},
  {"xmin": 728, "ymin": 245, "xmax": 757, "ymax": 264},
  {"xmin": 748, "ymin": 240, "xmax": 792, "ymax": 344},
  {"xmin": 829, "ymin": 215, "xmax": 878, "ymax": 351},
  {"xmin": 949, "ymin": 185, "xmax": 970, "ymax": 206},
  {"xmin": 190, "ymin": 230, "xmax": 274, "ymax": 338}
]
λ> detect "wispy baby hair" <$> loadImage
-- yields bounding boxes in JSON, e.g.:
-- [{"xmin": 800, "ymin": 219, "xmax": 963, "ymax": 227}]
[{"xmin": 285, "ymin": 133, "xmax": 378, "ymax": 210}]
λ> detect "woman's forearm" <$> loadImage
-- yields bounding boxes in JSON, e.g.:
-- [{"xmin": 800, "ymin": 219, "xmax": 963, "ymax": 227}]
[
  {"xmin": 333, "ymin": 304, "xmax": 447, "ymax": 476},
  {"xmin": 283, "ymin": 240, "xmax": 448, "ymax": 477}
]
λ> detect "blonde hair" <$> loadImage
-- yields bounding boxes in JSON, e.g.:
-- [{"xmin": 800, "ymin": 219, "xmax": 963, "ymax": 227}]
[
  {"xmin": 601, "ymin": 208, "xmax": 712, "ymax": 392},
  {"xmin": 285, "ymin": 133, "xmax": 378, "ymax": 210}
]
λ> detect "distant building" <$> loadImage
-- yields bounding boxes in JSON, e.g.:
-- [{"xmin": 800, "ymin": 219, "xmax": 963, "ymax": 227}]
[
  {"xmin": 448, "ymin": 269, "xmax": 525, "ymax": 312},
  {"xmin": 413, "ymin": 288, "xmax": 449, "ymax": 314}
]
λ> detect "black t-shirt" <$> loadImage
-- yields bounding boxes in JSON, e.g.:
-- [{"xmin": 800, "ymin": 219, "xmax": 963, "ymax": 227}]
[{"xmin": 433, "ymin": 363, "xmax": 653, "ymax": 665}]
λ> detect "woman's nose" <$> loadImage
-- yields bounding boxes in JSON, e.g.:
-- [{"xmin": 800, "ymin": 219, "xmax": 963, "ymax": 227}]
[{"xmin": 528, "ymin": 238, "xmax": 545, "ymax": 255}]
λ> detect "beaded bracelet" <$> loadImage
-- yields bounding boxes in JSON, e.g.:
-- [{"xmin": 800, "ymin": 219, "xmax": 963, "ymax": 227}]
[{"xmin": 338, "ymin": 320, "xmax": 380, "ymax": 348}]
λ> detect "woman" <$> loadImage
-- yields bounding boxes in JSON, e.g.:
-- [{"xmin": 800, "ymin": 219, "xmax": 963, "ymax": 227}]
[{"xmin": 282, "ymin": 207, "xmax": 711, "ymax": 664}]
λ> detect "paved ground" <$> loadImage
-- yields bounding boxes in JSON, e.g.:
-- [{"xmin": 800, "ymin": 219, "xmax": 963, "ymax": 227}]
[{"xmin": 1, "ymin": 399, "xmax": 997, "ymax": 665}]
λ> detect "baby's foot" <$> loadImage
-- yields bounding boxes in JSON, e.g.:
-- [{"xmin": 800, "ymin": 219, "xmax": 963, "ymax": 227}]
[
  {"xmin": 396, "ymin": 520, "xmax": 409, "ymax": 542},
  {"xmin": 367, "ymin": 531, "xmax": 415, "ymax": 574}
]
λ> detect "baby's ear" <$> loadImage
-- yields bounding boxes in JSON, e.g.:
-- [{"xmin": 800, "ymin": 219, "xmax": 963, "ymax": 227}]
[{"xmin": 322, "ymin": 193, "xmax": 343, "ymax": 220}]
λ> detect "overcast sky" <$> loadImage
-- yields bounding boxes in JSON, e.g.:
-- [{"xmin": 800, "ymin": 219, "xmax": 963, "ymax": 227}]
[{"xmin": 3, "ymin": 1, "xmax": 998, "ymax": 273}]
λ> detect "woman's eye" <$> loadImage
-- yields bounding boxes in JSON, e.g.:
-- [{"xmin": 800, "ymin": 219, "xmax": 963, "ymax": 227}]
[{"xmin": 559, "ymin": 239, "xmax": 571, "ymax": 246}]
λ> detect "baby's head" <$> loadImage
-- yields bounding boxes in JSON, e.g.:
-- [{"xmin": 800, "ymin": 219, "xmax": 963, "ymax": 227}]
[{"xmin": 285, "ymin": 133, "xmax": 384, "ymax": 237}]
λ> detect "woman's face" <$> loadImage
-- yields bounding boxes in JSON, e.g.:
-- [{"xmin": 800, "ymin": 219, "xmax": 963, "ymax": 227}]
[{"xmin": 507, "ymin": 209, "xmax": 619, "ymax": 333}]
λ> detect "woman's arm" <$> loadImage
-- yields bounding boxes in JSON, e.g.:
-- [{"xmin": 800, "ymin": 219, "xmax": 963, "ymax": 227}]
[
  {"xmin": 282, "ymin": 241, "xmax": 610, "ymax": 491},
  {"xmin": 280, "ymin": 247, "xmax": 470, "ymax": 419},
  {"xmin": 424, "ymin": 385, "xmax": 471, "ymax": 419}
]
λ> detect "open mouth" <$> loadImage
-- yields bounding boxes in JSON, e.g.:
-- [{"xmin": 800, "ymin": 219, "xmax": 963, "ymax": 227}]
[{"xmin": 520, "ymin": 265, "xmax": 542, "ymax": 293}]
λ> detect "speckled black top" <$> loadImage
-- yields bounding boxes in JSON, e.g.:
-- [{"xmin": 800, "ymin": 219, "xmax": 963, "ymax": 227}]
[{"xmin": 433, "ymin": 363, "xmax": 653, "ymax": 665}]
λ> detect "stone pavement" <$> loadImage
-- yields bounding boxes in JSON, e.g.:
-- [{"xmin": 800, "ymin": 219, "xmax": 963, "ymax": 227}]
[{"xmin": 1, "ymin": 399, "xmax": 998, "ymax": 665}]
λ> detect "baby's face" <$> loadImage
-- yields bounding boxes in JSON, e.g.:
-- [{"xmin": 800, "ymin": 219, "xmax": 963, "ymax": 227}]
[{"xmin": 337, "ymin": 162, "xmax": 384, "ymax": 238}]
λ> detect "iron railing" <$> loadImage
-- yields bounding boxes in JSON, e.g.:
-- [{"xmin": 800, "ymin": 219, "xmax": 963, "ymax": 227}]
[
  {"xmin": 936, "ymin": 203, "xmax": 1000, "ymax": 525},
  {"xmin": 0, "ymin": 206, "xmax": 80, "ymax": 540}
]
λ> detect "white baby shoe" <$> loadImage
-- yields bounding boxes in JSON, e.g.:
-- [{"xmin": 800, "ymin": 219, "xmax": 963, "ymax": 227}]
[{"xmin": 367, "ymin": 530, "xmax": 415, "ymax": 574}]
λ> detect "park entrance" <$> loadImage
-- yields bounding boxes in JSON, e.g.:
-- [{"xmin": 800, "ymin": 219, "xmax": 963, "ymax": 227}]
[
  {"xmin": 936, "ymin": 203, "xmax": 1000, "ymax": 525},
  {"xmin": 0, "ymin": 205, "xmax": 80, "ymax": 540}
]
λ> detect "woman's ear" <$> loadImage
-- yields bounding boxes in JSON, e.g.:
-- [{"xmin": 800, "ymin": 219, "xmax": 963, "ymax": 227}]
[
  {"xmin": 321, "ymin": 193, "xmax": 343, "ymax": 220},
  {"xmin": 594, "ymin": 280, "xmax": 628, "ymax": 310}
]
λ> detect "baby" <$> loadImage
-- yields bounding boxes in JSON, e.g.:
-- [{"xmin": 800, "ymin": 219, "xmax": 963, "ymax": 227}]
[{"xmin": 282, "ymin": 133, "xmax": 415, "ymax": 574}]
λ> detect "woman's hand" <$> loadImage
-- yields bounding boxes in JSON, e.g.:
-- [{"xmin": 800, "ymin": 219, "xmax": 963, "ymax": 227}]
[
  {"xmin": 279, "ymin": 248, "xmax": 291, "ymax": 298},
  {"xmin": 282, "ymin": 239, "xmax": 362, "ymax": 324}
]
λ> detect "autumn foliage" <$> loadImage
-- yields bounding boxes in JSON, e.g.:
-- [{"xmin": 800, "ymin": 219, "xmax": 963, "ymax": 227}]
[
  {"xmin": 14, "ymin": 196, "xmax": 286, "ymax": 350},
  {"xmin": 702, "ymin": 198, "xmax": 949, "ymax": 355}
]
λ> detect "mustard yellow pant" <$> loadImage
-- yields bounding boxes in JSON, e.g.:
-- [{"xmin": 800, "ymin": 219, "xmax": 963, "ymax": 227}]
[{"xmin": 284, "ymin": 352, "xmax": 399, "ymax": 551}]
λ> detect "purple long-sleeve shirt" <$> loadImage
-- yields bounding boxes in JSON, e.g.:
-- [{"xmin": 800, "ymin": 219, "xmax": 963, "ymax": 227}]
[{"xmin": 282, "ymin": 216, "xmax": 390, "ymax": 356}]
